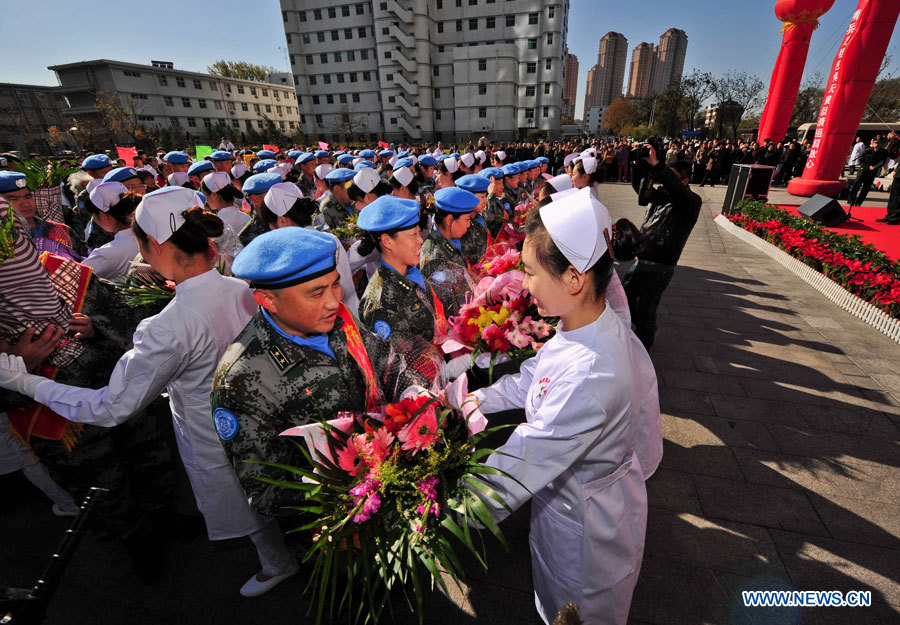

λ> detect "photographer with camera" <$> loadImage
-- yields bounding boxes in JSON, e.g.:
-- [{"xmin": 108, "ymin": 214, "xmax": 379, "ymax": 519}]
[{"xmin": 623, "ymin": 141, "xmax": 702, "ymax": 349}]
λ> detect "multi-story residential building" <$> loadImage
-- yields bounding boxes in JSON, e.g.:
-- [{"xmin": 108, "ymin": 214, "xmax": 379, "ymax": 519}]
[
  {"xmin": 650, "ymin": 28, "xmax": 688, "ymax": 95},
  {"xmin": 0, "ymin": 83, "xmax": 76, "ymax": 154},
  {"xmin": 627, "ymin": 42, "xmax": 656, "ymax": 99},
  {"xmin": 48, "ymin": 59, "xmax": 301, "ymax": 145},
  {"xmin": 562, "ymin": 51, "xmax": 578, "ymax": 124},
  {"xmin": 583, "ymin": 63, "xmax": 599, "ymax": 121},
  {"xmin": 280, "ymin": 0, "xmax": 570, "ymax": 142},
  {"xmin": 595, "ymin": 31, "xmax": 627, "ymax": 107}
]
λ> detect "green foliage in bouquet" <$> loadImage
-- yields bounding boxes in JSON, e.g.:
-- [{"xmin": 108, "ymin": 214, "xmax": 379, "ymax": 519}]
[
  {"xmin": 330, "ymin": 213, "xmax": 361, "ymax": 243},
  {"xmin": 252, "ymin": 393, "xmax": 522, "ymax": 624},
  {"xmin": 0, "ymin": 205, "xmax": 17, "ymax": 264},
  {"xmin": 13, "ymin": 159, "xmax": 79, "ymax": 190}
]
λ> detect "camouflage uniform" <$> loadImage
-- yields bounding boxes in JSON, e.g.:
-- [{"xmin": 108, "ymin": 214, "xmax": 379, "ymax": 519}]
[
  {"xmin": 502, "ymin": 185, "xmax": 519, "ymax": 212},
  {"xmin": 459, "ymin": 214, "xmax": 488, "ymax": 265},
  {"xmin": 296, "ymin": 176, "xmax": 317, "ymax": 200},
  {"xmin": 359, "ymin": 262, "xmax": 438, "ymax": 343},
  {"xmin": 238, "ymin": 213, "xmax": 269, "ymax": 247},
  {"xmin": 317, "ymin": 198, "xmax": 355, "ymax": 231},
  {"xmin": 210, "ymin": 310, "xmax": 433, "ymax": 516},
  {"xmin": 419, "ymin": 229, "xmax": 474, "ymax": 316},
  {"xmin": 483, "ymin": 194, "xmax": 509, "ymax": 238},
  {"xmin": 376, "ymin": 163, "xmax": 392, "ymax": 181}
]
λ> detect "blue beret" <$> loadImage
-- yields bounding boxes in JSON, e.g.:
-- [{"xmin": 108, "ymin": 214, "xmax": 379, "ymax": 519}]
[
  {"xmin": 397, "ymin": 151, "xmax": 410, "ymax": 158},
  {"xmin": 242, "ymin": 172, "xmax": 282, "ymax": 195},
  {"xmin": 436, "ymin": 155, "xmax": 449, "ymax": 162},
  {"xmin": 535, "ymin": 156, "xmax": 549, "ymax": 164},
  {"xmin": 449, "ymin": 152, "xmax": 461, "ymax": 159},
  {"xmin": 479, "ymin": 167, "xmax": 504, "ymax": 180},
  {"xmin": 525, "ymin": 160, "xmax": 539, "ymax": 169},
  {"xmin": 255, "ymin": 150, "xmax": 276, "ymax": 159},
  {"xmin": 392, "ymin": 157, "xmax": 414, "ymax": 170},
  {"xmin": 0, "ymin": 171, "xmax": 27, "ymax": 193},
  {"xmin": 315, "ymin": 150, "xmax": 330, "ymax": 158},
  {"xmin": 82, "ymin": 154, "xmax": 111, "ymax": 170},
  {"xmin": 287, "ymin": 150, "xmax": 303, "ymax": 159},
  {"xmin": 253, "ymin": 159, "xmax": 278, "ymax": 173},
  {"xmin": 325, "ymin": 168, "xmax": 356, "ymax": 184},
  {"xmin": 502, "ymin": 164, "xmax": 520, "ymax": 176},
  {"xmin": 434, "ymin": 187, "xmax": 479, "ymax": 213},
  {"xmin": 357, "ymin": 196, "xmax": 419, "ymax": 232},
  {"xmin": 210, "ymin": 150, "xmax": 234, "ymax": 161},
  {"xmin": 354, "ymin": 161, "xmax": 376, "ymax": 171},
  {"xmin": 337, "ymin": 154, "xmax": 355, "ymax": 165},
  {"xmin": 455, "ymin": 174, "xmax": 490, "ymax": 194},
  {"xmin": 188, "ymin": 161, "xmax": 215, "ymax": 177},
  {"xmin": 378, "ymin": 149, "xmax": 394, "ymax": 157},
  {"xmin": 103, "ymin": 167, "xmax": 139, "ymax": 183},
  {"xmin": 233, "ymin": 228, "xmax": 338, "ymax": 289},
  {"xmin": 164, "ymin": 151, "xmax": 190, "ymax": 164},
  {"xmin": 359, "ymin": 149, "xmax": 376, "ymax": 159},
  {"xmin": 295, "ymin": 152, "xmax": 316, "ymax": 165},
  {"xmin": 418, "ymin": 155, "xmax": 437, "ymax": 167}
]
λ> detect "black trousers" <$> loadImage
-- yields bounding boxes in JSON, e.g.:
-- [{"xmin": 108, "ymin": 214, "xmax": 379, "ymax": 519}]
[
  {"xmin": 849, "ymin": 170, "xmax": 876, "ymax": 206},
  {"xmin": 885, "ymin": 179, "xmax": 900, "ymax": 223},
  {"xmin": 622, "ymin": 262, "xmax": 675, "ymax": 349}
]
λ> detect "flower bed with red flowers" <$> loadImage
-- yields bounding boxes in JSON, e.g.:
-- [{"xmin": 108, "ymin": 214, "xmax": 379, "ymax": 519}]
[{"xmin": 727, "ymin": 200, "xmax": 900, "ymax": 319}]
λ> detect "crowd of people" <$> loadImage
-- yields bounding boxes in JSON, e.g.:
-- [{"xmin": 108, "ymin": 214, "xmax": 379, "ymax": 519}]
[{"xmin": 0, "ymin": 133, "xmax": 717, "ymax": 624}]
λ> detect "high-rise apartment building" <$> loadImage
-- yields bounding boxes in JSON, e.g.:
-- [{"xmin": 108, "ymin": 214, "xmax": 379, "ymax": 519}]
[
  {"xmin": 583, "ymin": 63, "xmax": 598, "ymax": 121},
  {"xmin": 562, "ymin": 51, "xmax": 578, "ymax": 124},
  {"xmin": 280, "ymin": 0, "xmax": 570, "ymax": 142},
  {"xmin": 596, "ymin": 31, "xmax": 627, "ymax": 106},
  {"xmin": 651, "ymin": 28, "xmax": 688, "ymax": 95},
  {"xmin": 627, "ymin": 42, "xmax": 656, "ymax": 98}
]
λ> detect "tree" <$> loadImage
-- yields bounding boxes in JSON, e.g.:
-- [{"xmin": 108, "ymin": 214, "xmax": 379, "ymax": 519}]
[
  {"xmin": 527, "ymin": 129, "xmax": 548, "ymax": 142},
  {"xmin": 207, "ymin": 60, "xmax": 277, "ymax": 82},
  {"xmin": 790, "ymin": 72, "xmax": 825, "ymax": 128},
  {"xmin": 681, "ymin": 69, "xmax": 714, "ymax": 131},
  {"xmin": 330, "ymin": 106, "xmax": 367, "ymax": 143},
  {"xmin": 863, "ymin": 57, "xmax": 898, "ymax": 123},
  {"xmin": 727, "ymin": 71, "xmax": 765, "ymax": 141},
  {"xmin": 710, "ymin": 74, "xmax": 736, "ymax": 138},
  {"xmin": 93, "ymin": 90, "xmax": 156, "ymax": 151},
  {"xmin": 602, "ymin": 97, "xmax": 636, "ymax": 137},
  {"xmin": 652, "ymin": 83, "xmax": 685, "ymax": 137}
]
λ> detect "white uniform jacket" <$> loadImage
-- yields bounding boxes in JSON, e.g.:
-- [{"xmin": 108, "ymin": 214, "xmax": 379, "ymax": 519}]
[
  {"xmin": 32, "ymin": 269, "xmax": 267, "ymax": 540},
  {"xmin": 473, "ymin": 305, "xmax": 648, "ymax": 625},
  {"xmin": 81, "ymin": 228, "xmax": 139, "ymax": 282}
]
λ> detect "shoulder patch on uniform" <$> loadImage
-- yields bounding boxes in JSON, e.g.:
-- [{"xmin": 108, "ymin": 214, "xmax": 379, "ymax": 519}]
[
  {"xmin": 373, "ymin": 320, "xmax": 392, "ymax": 339},
  {"xmin": 268, "ymin": 345, "xmax": 291, "ymax": 371},
  {"xmin": 213, "ymin": 408, "xmax": 239, "ymax": 441},
  {"xmin": 431, "ymin": 270, "xmax": 447, "ymax": 284}
]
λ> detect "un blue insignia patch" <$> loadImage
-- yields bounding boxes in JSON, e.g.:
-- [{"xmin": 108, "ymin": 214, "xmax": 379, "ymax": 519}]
[
  {"xmin": 431, "ymin": 270, "xmax": 447, "ymax": 284},
  {"xmin": 213, "ymin": 408, "xmax": 239, "ymax": 441},
  {"xmin": 373, "ymin": 320, "xmax": 392, "ymax": 339}
]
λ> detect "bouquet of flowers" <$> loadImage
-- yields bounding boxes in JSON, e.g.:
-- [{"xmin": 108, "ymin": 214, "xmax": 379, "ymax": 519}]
[
  {"xmin": 471, "ymin": 243, "xmax": 521, "ymax": 279},
  {"xmin": 271, "ymin": 378, "xmax": 517, "ymax": 625},
  {"xmin": 444, "ymin": 270, "xmax": 553, "ymax": 363},
  {"xmin": 330, "ymin": 213, "xmax": 361, "ymax": 247},
  {"xmin": 509, "ymin": 200, "xmax": 536, "ymax": 230}
]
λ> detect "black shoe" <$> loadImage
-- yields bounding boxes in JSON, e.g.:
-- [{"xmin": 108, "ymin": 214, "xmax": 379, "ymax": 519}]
[
  {"xmin": 875, "ymin": 217, "xmax": 889, "ymax": 222},
  {"xmin": 886, "ymin": 220, "xmax": 900, "ymax": 225}
]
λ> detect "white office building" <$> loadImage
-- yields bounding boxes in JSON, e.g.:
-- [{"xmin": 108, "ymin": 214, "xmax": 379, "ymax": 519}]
[{"xmin": 279, "ymin": 0, "xmax": 570, "ymax": 143}]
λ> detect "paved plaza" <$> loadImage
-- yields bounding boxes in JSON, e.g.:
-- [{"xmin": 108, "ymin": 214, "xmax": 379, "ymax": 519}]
[{"xmin": 1, "ymin": 183, "xmax": 898, "ymax": 625}]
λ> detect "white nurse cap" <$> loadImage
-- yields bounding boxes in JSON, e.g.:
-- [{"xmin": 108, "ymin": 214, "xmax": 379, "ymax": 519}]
[{"xmin": 539, "ymin": 187, "xmax": 611, "ymax": 273}]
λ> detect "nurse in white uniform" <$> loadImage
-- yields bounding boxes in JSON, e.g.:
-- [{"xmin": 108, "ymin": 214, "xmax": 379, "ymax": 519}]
[
  {"xmin": 81, "ymin": 181, "xmax": 141, "ymax": 281},
  {"xmin": 0, "ymin": 186, "xmax": 298, "ymax": 598},
  {"xmin": 471, "ymin": 187, "xmax": 649, "ymax": 625}
]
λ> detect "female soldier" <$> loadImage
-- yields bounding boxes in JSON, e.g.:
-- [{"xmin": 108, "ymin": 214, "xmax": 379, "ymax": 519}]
[
  {"xmin": 81, "ymin": 182, "xmax": 141, "ymax": 281},
  {"xmin": 347, "ymin": 167, "xmax": 393, "ymax": 211},
  {"xmin": 470, "ymin": 187, "xmax": 648, "ymax": 625},
  {"xmin": 418, "ymin": 186, "xmax": 477, "ymax": 315},
  {"xmin": 456, "ymin": 174, "xmax": 490, "ymax": 265},
  {"xmin": 0, "ymin": 187, "xmax": 298, "ymax": 598},
  {"xmin": 414, "ymin": 155, "xmax": 437, "ymax": 198},
  {"xmin": 478, "ymin": 166, "xmax": 508, "ymax": 238}
]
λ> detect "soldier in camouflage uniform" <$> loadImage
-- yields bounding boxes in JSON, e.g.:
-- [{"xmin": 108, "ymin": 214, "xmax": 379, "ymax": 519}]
[
  {"xmin": 237, "ymin": 172, "xmax": 282, "ymax": 247},
  {"xmin": 316, "ymin": 167, "xmax": 357, "ymax": 230},
  {"xmin": 480, "ymin": 167, "xmax": 510, "ymax": 238},
  {"xmin": 294, "ymin": 152, "xmax": 318, "ymax": 199},
  {"xmin": 456, "ymin": 174, "xmax": 490, "ymax": 265},
  {"xmin": 376, "ymin": 149, "xmax": 394, "ymax": 181},
  {"xmin": 501, "ymin": 163, "xmax": 521, "ymax": 212},
  {"xmin": 419, "ymin": 187, "xmax": 479, "ymax": 316},
  {"xmin": 77, "ymin": 154, "xmax": 117, "ymax": 250},
  {"xmin": 210, "ymin": 228, "xmax": 434, "ymax": 516}
]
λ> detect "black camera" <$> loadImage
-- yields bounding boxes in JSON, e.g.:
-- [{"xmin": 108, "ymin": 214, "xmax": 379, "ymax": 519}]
[{"xmin": 638, "ymin": 137, "xmax": 663, "ymax": 160}]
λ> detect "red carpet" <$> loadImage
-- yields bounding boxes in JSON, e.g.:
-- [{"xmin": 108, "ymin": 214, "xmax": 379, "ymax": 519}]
[{"xmin": 779, "ymin": 204, "xmax": 900, "ymax": 262}]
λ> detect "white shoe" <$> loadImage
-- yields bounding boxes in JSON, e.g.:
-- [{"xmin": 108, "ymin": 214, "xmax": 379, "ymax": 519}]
[
  {"xmin": 239, "ymin": 565, "xmax": 299, "ymax": 598},
  {"xmin": 52, "ymin": 503, "xmax": 79, "ymax": 517}
]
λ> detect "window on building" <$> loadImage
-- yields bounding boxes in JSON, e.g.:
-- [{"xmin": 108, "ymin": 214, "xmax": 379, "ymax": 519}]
[
  {"xmin": 525, "ymin": 86, "xmax": 535, "ymax": 96},
  {"xmin": 323, "ymin": 75, "xmax": 332, "ymax": 84},
  {"xmin": 356, "ymin": 4, "xmax": 364, "ymax": 15},
  {"xmin": 544, "ymin": 83, "xmax": 551, "ymax": 94},
  {"xmin": 526, "ymin": 108, "xmax": 535, "ymax": 119},
  {"xmin": 478, "ymin": 59, "xmax": 487, "ymax": 71},
  {"xmin": 204, "ymin": 118, "xmax": 212, "ymax": 128},
  {"xmin": 187, "ymin": 117, "xmax": 196, "ymax": 127},
  {"xmin": 439, "ymin": 45, "xmax": 445, "ymax": 52},
  {"xmin": 241, "ymin": 102, "xmax": 248, "ymax": 111},
  {"xmin": 290, "ymin": 121, "xmax": 296, "ymax": 129},
  {"xmin": 176, "ymin": 77, "xmax": 186, "ymax": 87},
  {"xmin": 337, "ymin": 73, "xmax": 345, "ymax": 83},
  {"xmin": 469, "ymin": 0, "xmax": 477, "ymax": 4},
  {"xmin": 250, "ymin": 87, "xmax": 257, "ymax": 96},
  {"xmin": 309, "ymin": 75, "xmax": 317, "ymax": 85},
  {"xmin": 313, "ymin": 8, "xmax": 322, "ymax": 19},
  {"xmin": 320, "ymin": 53, "xmax": 328, "ymax": 63},
  {"xmin": 479, "ymin": 107, "xmax": 487, "ymax": 118},
  {"xmin": 505, "ymin": 15, "xmax": 514, "ymax": 26},
  {"xmin": 548, "ymin": 6, "xmax": 555, "ymax": 18},
  {"xmin": 158, "ymin": 75, "xmax": 168, "ymax": 86},
  {"xmin": 347, "ymin": 51, "xmax": 356, "ymax": 61},
  {"xmin": 386, "ymin": 73, "xmax": 393, "ymax": 80},
  {"xmin": 478, "ymin": 84, "xmax": 486, "ymax": 95},
  {"xmin": 388, "ymin": 96, "xmax": 396, "ymax": 103},
  {"xmin": 455, "ymin": 0, "xmax": 462, "ymax": 6},
  {"xmin": 469, "ymin": 18, "xmax": 478, "ymax": 30},
  {"xmin": 390, "ymin": 117, "xmax": 397, "ymax": 125},
  {"xmin": 547, "ymin": 33, "xmax": 553, "ymax": 44},
  {"xmin": 228, "ymin": 101, "xmax": 235, "ymax": 110},
  {"xmin": 182, "ymin": 97, "xmax": 191, "ymax": 107},
  {"xmin": 253, "ymin": 104, "xmax": 260, "ymax": 112},
  {"xmin": 123, "ymin": 70, "xmax": 142, "ymax": 77},
  {"xmin": 339, "ymin": 94, "xmax": 347, "ymax": 103},
  {"xmin": 384, "ymin": 50, "xmax": 391, "ymax": 59},
  {"xmin": 527, "ymin": 62, "xmax": 536, "ymax": 73},
  {"xmin": 528, "ymin": 13, "xmax": 538, "ymax": 24},
  {"xmin": 350, "ymin": 72, "xmax": 358, "ymax": 82},
  {"xmin": 435, "ymin": 110, "xmax": 442, "ymax": 120},
  {"xmin": 352, "ymin": 93, "xmax": 360, "ymax": 102},
  {"xmin": 326, "ymin": 94, "xmax": 334, "ymax": 104},
  {"xmin": 193, "ymin": 79, "xmax": 202, "ymax": 89},
  {"xmin": 256, "ymin": 120, "xmax": 263, "ymax": 129},
  {"xmin": 313, "ymin": 95, "xmax": 320, "ymax": 104},
  {"xmin": 486, "ymin": 16, "xmax": 495, "ymax": 28},
  {"xmin": 224, "ymin": 84, "xmax": 231, "ymax": 93},
  {"xmin": 437, "ymin": 22, "xmax": 443, "ymax": 33},
  {"xmin": 279, "ymin": 121, "xmax": 285, "ymax": 130},
  {"xmin": 214, "ymin": 101, "xmax": 222, "ymax": 109},
  {"xmin": 341, "ymin": 27, "xmax": 351, "ymax": 39},
  {"xmin": 307, "ymin": 54, "xmax": 314, "ymax": 64},
  {"xmin": 361, "ymin": 49, "xmax": 369, "ymax": 60},
  {"xmin": 456, "ymin": 20, "xmax": 462, "ymax": 31},
  {"xmin": 433, "ymin": 66, "xmax": 440, "ymax": 76},
  {"xmin": 328, "ymin": 7, "xmax": 336, "ymax": 18},
  {"xmin": 265, "ymin": 104, "xmax": 271, "ymax": 112},
  {"xmin": 543, "ymin": 106, "xmax": 549, "ymax": 117},
  {"xmin": 245, "ymin": 120, "xmax": 253, "ymax": 130},
  {"xmin": 342, "ymin": 5, "xmax": 350, "ymax": 16},
  {"xmin": 232, "ymin": 119, "xmax": 240, "ymax": 128},
  {"xmin": 434, "ymin": 88, "xmax": 440, "ymax": 98},
  {"xmin": 358, "ymin": 27, "xmax": 366, "ymax": 37},
  {"xmin": 363, "ymin": 71, "xmax": 371, "ymax": 81},
  {"xmin": 303, "ymin": 33, "xmax": 310, "ymax": 44},
  {"xmin": 198, "ymin": 99, "xmax": 207, "ymax": 108},
  {"xmin": 262, "ymin": 89, "xmax": 268, "ymax": 96},
  {"xmin": 331, "ymin": 30, "xmax": 339, "ymax": 41},
  {"xmin": 237, "ymin": 85, "xmax": 245, "ymax": 94},
  {"xmin": 164, "ymin": 96, "xmax": 173, "ymax": 106},
  {"xmin": 317, "ymin": 32, "xmax": 325, "ymax": 43},
  {"xmin": 545, "ymin": 58, "xmax": 552, "ymax": 70},
  {"xmin": 527, "ymin": 39, "xmax": 536, "ymax": 49},
  {"xmin": 436, "ymin": 0, "xmax": 442, "ymax": 6},
  {"xmin": 316, "ymin": 114, "xmax": 323, "ymax": 124},
  {"xmin": 299, "ymin": 10, "xmax": 306, "ymax": 21}
]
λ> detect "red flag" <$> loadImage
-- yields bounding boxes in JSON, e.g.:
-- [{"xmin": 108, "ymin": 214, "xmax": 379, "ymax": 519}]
[
  {"xmin": 263, "ymin": 144, "xmax": 279, "ymax": 153},
  {"xmin": 116, "ymin": 146, "xmax": 138, "ymax": 167},
  {"xmin": 318, "ymin": 141, "xmax": 330, "ymax": 150},
  {"xmin": 378, "ymin": 141, "xmax": 389, "ymax": 149}
]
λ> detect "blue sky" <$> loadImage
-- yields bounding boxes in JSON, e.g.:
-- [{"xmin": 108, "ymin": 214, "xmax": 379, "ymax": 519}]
[{"xmin": 3, "ymin": 0, "xmax": 898, "ymax": 118}]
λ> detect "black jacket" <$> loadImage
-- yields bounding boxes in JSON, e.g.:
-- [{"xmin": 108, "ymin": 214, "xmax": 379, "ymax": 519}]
[{"xmin": 633, "ymin": 161, "xmax": 703, "ymax": 266}]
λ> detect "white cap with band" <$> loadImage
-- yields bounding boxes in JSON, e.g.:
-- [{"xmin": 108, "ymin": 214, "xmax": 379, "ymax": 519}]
[
  {"xmin": 539, "ymin": 187, "xmax": 611, "ymax": 273},
  {"xmin": 135, "ymin": 186, "xmax": 206, "ymax": 244},
  {"xmin": 264, "ymin": 182, "xmax": 303, "ymax": 216}
]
